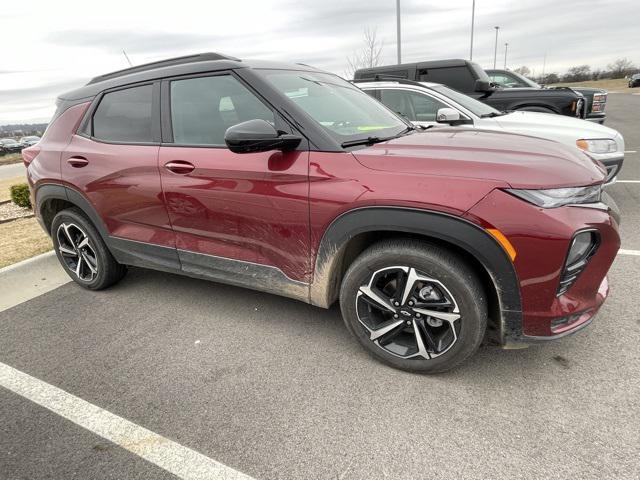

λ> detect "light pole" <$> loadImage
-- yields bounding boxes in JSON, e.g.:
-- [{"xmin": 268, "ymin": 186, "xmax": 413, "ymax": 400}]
[
  {"xmin": 493, "ymin": 26, "xmax": 500, "ymax": 69},
  {"xmin": 396, "ymin": 0, "xmax": 402, "ymax": 64},
  {"xmin": 504, "ymin": 42, "xmax": 508, "ymax": 69},
  {"xmin": 469, "ymin": 0, "xmax": 476, "ymax": 60}
]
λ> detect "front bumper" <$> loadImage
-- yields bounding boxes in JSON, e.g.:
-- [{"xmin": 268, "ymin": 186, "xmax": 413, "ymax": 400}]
[{"xmin": 466, "ymin": 189, "xmax": 620, "ymax": 346}]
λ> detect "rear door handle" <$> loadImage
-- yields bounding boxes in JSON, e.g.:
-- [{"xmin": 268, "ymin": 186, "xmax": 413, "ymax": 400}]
[
  {"xmin": 67, "ymin": 156, "xmax": 89, "ymax": 168},
  {"xmin": 164, "ymin": 160, "xmax": 195, "ymax": 175}
]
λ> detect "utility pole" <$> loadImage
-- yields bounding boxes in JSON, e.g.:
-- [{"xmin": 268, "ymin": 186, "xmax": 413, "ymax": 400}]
[
  {"xmin": 504, "ymin": 42, "xmax": 508, "ymax": 69},
  {"xmin": 396, "ymin": 0, "xmax": 402, "ymax": 64},
  {"xmin": 541, "ymin": 52, "xmax": 547, "ymax": 79},
  {"xmin": 493, "ymin": 26, "xmax": 500, "ymax": 69},
  {"xmin": 469, "ymin": 0, "xmax": 476, "ymax": 60}
]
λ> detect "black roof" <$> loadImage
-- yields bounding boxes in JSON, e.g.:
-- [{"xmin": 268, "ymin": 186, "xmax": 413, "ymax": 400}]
[
  {"xmin": 59, "ymin": 52, "xmax": 322, "ymax": 101},
  {"xmin": 354, "ymin": 59, "xmax": 475, "ymax": 79}
]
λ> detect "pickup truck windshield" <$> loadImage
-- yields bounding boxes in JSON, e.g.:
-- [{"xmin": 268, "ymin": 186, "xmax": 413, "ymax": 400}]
[
  {"xmin": 430, "ymin": 85, "xmax": 501, "ymax": 117},
  {"xmin": 259, "ymin": 69, "xmax": 408, "ymax": 144}
]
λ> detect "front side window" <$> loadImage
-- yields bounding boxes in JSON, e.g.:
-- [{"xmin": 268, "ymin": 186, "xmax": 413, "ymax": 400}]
[
  {"xmin": 258, "ymin": 70, "xmax": 407, "ymax": 144},
  {"xmin": 92, "ymin": 84, "xmax": 153, "ymax": 143},
  {"xmin": 170, "ymin": 75, "xmax": 274, "ymax": 146},
  {"xmin": 379, "ymin": 89, "xmax": 448, "ymax": 122}
]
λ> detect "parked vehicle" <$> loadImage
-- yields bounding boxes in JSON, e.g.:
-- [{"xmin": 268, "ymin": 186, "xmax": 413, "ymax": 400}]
[
  {"xmin": 0, "ymin": 138, "xmax": 23, "ymax": 153},
  {"xmin": 629, "ymin": 73, "xmax": 640, "ymax": 88},
  {"xmin": 356, "ymin": 78, "xmax": 624, "ymax": 183},
  {"xmin": 24, "ymin": 53, "xmax": 620, "ymax": 373},
  {"xmin": 486, "ymin": 69, "xmax": 607, "ymax": 124},
  {"xmin": 19, "ymin": 136, "xmax": 41, "ymax": 147},
  {"xmin": 354, "ymin": 59, "xmax": 587, "ymax": 120}
]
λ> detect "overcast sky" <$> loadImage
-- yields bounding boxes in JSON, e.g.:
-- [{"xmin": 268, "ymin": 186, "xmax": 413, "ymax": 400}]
[{"xmin": 1, "ymin": 0, "xmax": 637, "ymax": 124}]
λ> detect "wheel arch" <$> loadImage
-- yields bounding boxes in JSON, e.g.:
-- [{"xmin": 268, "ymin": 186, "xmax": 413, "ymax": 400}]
[
  {"xmin": 35, "ymin": 183, "xmax": 109, "ymax": 238},
  {"xmin": 310, "ymin": 207, "xmax": 523, "ymax": 342},
  {"xmin": 511, "ymin": 103, "xmax": 558, "ymax": 113}
]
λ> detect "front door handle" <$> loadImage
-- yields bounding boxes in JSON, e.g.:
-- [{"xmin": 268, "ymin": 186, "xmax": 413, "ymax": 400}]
[
  {"xmin": 164, "ymin": 160, "xmax": 195, "ymax": 175},
  {"xmin": 67, "ymin": 156, "xmax": 89, "ymax": 168}
]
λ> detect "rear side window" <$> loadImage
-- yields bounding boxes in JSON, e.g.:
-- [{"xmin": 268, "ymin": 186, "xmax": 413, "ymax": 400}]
[
  {"xmin": 379, "ymin": 89, "xmax": 447, "ymax": 122},
  {"xmin": 170, "ymin": 75, "xmax": 274, "ymax": 146},
  {"xmin": 92, "ymin": 84, "xmax": 153, "ymax": 143},
  {"xmin": 418, "ymin": 67, "xmax": 475, "ymax": 92}
]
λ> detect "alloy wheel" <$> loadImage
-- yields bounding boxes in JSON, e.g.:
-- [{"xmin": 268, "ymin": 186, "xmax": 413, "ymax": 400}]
[
  {"xmin": 355, "ymin": 266, "xmax": 461, "ymax": 359},
  {"xmin": 56, "ymin": 222, "xmax": 99, "ymax": 282}
]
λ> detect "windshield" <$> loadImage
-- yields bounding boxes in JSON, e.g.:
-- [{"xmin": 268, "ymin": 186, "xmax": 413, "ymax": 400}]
[
  {"xmin": 259, "ymin": 69, "xmax": 408, "ymax": 144},
  {"xmin": 1, "ymin": 139, "xmax": 18, "ymax": 144},
  {"xmin": 430, "ymin": 85, "xmax": 501, "ymax": 117}
]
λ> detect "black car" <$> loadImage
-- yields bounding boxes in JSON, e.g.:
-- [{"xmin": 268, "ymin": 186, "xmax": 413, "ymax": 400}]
[
  {"xmin": 0, "ymin": 138, "xmax": 23, "ymax": 153},
  {"xmin": 486, "ymin": 69, "xmax": 607, "ymax": 124},
  {"xmin": 629, "ymin": 73, "xmax": 640, "ymax": 88},
  {"xmin": 354, "ymin": 59, "xmax": 586, "ymax": 120}
]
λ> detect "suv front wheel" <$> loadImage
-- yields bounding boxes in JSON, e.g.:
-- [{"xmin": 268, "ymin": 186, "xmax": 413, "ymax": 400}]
[
  {"xmin": 51, "ymin": 208, "xmax": 127, "ymax": 290},
  {"xmin": 340, "ymin": 239, "xmax": 487, "ymax": 373}
]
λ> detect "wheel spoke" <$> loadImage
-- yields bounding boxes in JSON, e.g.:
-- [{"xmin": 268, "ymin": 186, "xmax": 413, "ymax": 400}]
[
  {"xmin": 411, "ymin": 319, "xmax": 430, "ymax": 359},
  {"xmin": 369, "ymin": 319, "xmax": 405, "ymax": 341},
  {"xmin": 413, "ymin": 307, "xmax": 460, "ymax": 324},
  {"xmin": 400, "ymin": 267, "xmax": 419, "ymax": 305},
  {"xmin": 416, "ymin": 318, "xmax": 439, "ymax": 352},
  {"xmin": 76, "ymin": 236, "xmax": 89, "ymax": 249},
  {"xmin": 62, "ymin": 224, "xmax": 76, "ymax": 248},
  {"xmin": 75, "ymin": 255, "xmax": 84, "ymax": 278},
  {"xmin": 359, "ymin": 286, "xmax": 395, "ymax": 313},
  {"xmin": 82, "ymin": 252, "xmax": 97, "ymax": 274},
  {"xmin": 58, "ymin": 245, "xmax": 77, "ymax": 257}
]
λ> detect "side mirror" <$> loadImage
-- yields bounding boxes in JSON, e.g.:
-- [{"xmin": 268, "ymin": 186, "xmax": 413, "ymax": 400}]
[
  {"xmin": 474, "ymin": 79, "xmax": 492, "ymax": 92},
  {"xmin": 225, "ymin": 119, "xmax": 301, "ymax": 154},
  {"xmin": 436, "ymin": 108, "xmax": 461, "ymax": 124}
]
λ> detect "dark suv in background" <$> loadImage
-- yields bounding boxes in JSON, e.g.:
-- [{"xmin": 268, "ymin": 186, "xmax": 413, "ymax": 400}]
[
  {"xmin": 355, "ymin": 59, "xmax": 586, "ymax": 119},
  {"xmin": 486, "ymin": 69, "xmax": 607, "ymax": 123},
  {"xmin": 24, "ymin": 53, "xmax": 620, "ymax": 373}
]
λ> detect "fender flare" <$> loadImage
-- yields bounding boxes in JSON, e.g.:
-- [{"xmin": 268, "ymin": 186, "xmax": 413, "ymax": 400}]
[
  {"xmin": 309, "ymin": 207, "xmax": 523, "ymax": 338},
  {"xmin": 35, "ymin": 183, "xmax": 109, "ymax": 238}
]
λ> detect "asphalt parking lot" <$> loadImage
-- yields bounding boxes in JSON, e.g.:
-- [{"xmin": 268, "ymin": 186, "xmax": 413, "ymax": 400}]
[{"xmin": 1, "ymin": 92, "xmax": 639, "ymax": 480}]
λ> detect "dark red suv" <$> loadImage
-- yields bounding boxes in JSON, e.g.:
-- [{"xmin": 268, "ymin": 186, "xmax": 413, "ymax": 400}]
[{"xmin": 24, "ymin": 53, "xmax": 620, "ymax": 373}]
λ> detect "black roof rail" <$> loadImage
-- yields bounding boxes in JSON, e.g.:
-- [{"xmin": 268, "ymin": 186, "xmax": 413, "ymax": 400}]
[
  {"xmin": 86, "ymin": 52, "xmax": 241, "ymax": 85},
  {"xmin": 352, "ymin": 74, "xmax": 426, "ymax": 89}
]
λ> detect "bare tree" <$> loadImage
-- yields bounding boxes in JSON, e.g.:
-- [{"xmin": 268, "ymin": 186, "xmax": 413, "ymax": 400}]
[
  {"xmin": 607, "ymin": 58, "xmax": 636, "ymax": 79},
  {"xmin": 513, "ymin": 66, "xmax": 531, "ymax": 76},
  {"xmin": 345, "ymin": 27, "xmax": 384, "ymax": 78}
]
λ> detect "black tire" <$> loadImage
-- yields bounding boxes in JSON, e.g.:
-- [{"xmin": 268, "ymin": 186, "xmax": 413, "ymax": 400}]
[
  {"xmin": 340, "ymin": 239, "xmax": 487, "ymax": 373},
  {"xmin": 51, "ymin": 208, "xmax": 127, "ymax": 290},
  {"xmin": 518, "ymin": 106, "xmax": 556, "ymax": 114}
]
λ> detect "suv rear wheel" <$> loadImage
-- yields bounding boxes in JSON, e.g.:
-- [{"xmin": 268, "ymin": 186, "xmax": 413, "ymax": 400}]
[
  {"xmin": 340, "ymin": 239, "xmax": 487, "ymax": 373},
  {"xmin": 51, "ymin": 208, "xmax": 127, "ymax": 290}
]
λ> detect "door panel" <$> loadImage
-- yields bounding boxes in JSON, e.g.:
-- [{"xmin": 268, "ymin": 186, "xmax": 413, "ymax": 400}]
[
  {"xmin": 159, "ymin": 147, "xmax": 311, "ymax": 282},
  {"xmin": 62, "ymin": 135, "xmax": 175, "ymax": 248}
]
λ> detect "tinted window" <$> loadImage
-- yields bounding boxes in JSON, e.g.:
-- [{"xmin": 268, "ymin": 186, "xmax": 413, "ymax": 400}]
[
  {"xmin": 170, "ymin": 75, "xmax": 274, "ymax": 145},
  {"xmin": 418, "ymin": 66, "xmax": 475, "ymax": 92},
  {"xmin": 93, "ymin": 85, "xmax": 153, "ymax": 143},
  {"xmin": 379, "ymin": 89, "xmax": 447, "ymax": 122},
  {"xmin": 489, "ymin": 72, "xmax": 527, "ymax": 88}
]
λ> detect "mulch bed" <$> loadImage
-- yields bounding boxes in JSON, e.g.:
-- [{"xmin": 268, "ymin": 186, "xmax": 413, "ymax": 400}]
[{"xmin": 0, "ymin": 201, "xmax": 34, "ymax": 224}]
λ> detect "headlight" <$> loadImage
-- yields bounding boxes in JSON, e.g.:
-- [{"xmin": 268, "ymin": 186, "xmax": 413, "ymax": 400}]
[
  {"xmin": 506, "ymin": 185, "xmax": 602, "ymax": 208},
  {"xmin": 576, "ymin": 138, "xmax": 617, "ymax": 154}
]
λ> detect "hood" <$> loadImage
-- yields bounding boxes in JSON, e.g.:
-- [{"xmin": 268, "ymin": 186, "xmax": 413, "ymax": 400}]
[
  {"xmin": 495, "ymin": 110, "xmax": 621, "ymax": 142},
  {"xmin": 352, "ymin": 128, "xmax": 606, "ymax": 189}
]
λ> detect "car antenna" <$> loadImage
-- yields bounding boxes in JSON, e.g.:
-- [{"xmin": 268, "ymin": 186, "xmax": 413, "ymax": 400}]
[{"xmin": 122, "ymin": 50, "xmax": 133, "ymax": 67}]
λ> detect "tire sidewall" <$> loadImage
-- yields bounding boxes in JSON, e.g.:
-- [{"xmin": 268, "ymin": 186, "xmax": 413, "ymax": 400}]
[{"xmin": 340, "ymin": 247, "xmax": 486, "ymax": 373}]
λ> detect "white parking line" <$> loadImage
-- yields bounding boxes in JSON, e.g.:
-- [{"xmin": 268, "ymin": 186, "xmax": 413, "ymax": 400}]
[
  {"xmin": 615, "ymin": 180, "xmax": 640, "ymax": 183},
  {"xmin": 619, "ymin": 249, "xmax": 640, "ymax": 257},
  {"xmin": 624, "ymin": 150, "xmax": 637, "ymax": 153},
  {"xmin": 0, "ymin": 361, "xmax": 254, "ymax": 480}
]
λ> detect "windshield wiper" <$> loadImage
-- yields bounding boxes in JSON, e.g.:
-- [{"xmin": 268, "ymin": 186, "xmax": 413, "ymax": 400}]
[
  {"xmin": 480, "ymin": 111, "xmax": 507, "ymax": 118},
  {"xmin": 341, "ymin": 136, "xmax": 386, "ymax": 148}
]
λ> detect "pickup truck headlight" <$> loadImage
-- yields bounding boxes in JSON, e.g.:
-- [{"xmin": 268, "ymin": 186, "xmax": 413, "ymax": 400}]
[
  {"xmin": 506, "ymin": 185, "xmax": 602, "ymax": 208},
  {"xmin": 576, "ymin": 138, "xmax": 617, "ymax": 154}
]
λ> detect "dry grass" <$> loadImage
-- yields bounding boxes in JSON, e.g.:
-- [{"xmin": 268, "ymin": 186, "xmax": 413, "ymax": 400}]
[
  {"xmin": 0, "ymin": 176, "xmax": 27, "ymax": 202},
  {"xmin": 0, "ymin": 217, "xmax": 52, "ymax": 268},
  {"xmin": 0, "ymin": 153, "xmax": 23, "ymax": 166},
  {"xmin": 551, "ymin": 78, "xmax": 629, "ymax": 91}
]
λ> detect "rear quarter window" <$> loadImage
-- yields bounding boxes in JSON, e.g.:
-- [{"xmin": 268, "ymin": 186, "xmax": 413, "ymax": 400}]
[{"xmin": 418, "ymin": 67, "xmax": 475, "ymax": 92}]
